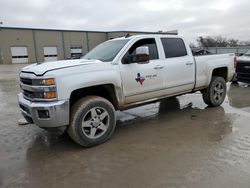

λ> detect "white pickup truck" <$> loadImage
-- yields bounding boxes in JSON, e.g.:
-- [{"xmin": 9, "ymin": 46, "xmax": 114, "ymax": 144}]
[{"xmin": 18, "ymin": 34, "xmax": 236, "ymax": 147}]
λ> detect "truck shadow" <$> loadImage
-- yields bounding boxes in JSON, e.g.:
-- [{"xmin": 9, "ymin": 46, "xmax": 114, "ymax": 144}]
[{"xmin": 116, "ymin": 96, "xmax": 232, "ymax": 140}]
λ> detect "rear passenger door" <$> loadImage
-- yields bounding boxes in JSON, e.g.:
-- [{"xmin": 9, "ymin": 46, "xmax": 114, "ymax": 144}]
[{"xmin": 161, "ymin": 38, "xmax": 195, "ymax": 94}]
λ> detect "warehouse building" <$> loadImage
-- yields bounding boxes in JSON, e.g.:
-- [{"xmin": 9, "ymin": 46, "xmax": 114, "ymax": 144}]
[{"xmin": 0, "ymin": 27, "xmax": 177, "ymax": 64}]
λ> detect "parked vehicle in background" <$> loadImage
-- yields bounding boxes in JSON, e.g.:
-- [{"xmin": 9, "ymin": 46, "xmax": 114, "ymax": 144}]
[
  {"xmin": 18, "ymin": 34, "xmax": 235, "ymax": 147},
  {"xmin": 234, "ymin": 49, "xmax": 250, "ymax": 84}
]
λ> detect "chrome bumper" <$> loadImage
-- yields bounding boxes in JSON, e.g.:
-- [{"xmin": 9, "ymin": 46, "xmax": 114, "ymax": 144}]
[{"xmin": 18, "ymin": 93, "xmax": 69, "ymax": 128}]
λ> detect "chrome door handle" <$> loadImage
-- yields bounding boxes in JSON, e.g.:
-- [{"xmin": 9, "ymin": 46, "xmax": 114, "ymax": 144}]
[
  {"xmin": 186, "ymin": 62, "xmax": 194, "ymax": 65},
  {"xmin": 154, "ymin": 65, "xmax": 164, "ymax": 69}
]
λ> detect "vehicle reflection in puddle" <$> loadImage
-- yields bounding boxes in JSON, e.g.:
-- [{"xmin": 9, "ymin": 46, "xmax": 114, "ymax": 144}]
[{"xmin": 117, "ymin": 95, "xmax": 233, "ymax": 142}]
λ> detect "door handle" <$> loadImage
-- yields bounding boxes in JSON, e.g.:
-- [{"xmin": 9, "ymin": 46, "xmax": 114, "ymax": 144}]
[
  {"xmin": 154, "ymin": 65, "xmax": 164, "ymax": 69},
  {"xmin": 186, "ymin": 62, "xmax": 194, "ymax": 65}
]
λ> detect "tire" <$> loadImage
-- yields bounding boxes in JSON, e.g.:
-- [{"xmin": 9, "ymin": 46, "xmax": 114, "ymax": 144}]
[
  {"xmin": 231, "ymin": 80, "xmax": 238, "ymax": 85},
  {"xmin": 231, "ymin": 73, "xmax": 238, "ymax": 84},
  {"xmin": 202, "ymin": 76, "xmax": 227, "ymax": 107},
  {"xmin": 67, "ymin": 96, "xmax": 116, "ymax": 147}
]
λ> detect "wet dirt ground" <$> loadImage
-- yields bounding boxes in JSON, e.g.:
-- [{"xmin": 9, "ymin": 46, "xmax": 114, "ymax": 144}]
[{"xmin": 1, "ymin": 64, "xmax": 250, "ymax": 188}]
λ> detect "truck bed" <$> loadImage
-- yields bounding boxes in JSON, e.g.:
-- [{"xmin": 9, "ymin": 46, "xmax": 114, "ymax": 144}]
[{"xmin": 194, "ymin": 53, "xmax": 235, "ymax": 89}]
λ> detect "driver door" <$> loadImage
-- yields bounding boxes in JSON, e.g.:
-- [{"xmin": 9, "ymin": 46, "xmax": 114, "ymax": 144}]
[{"xmin": 119, "ymin": 38, "xmax": 165, "ymax": 104}]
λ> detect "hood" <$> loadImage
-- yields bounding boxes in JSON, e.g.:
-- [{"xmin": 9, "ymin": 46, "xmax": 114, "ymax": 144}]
[
  {"xmin": 21, "ymin": 59, "xmax": 103, "ymax": 75},
  {"xmin": 237, "ymin": 55, "xmax": 250, "ymax": 62}
]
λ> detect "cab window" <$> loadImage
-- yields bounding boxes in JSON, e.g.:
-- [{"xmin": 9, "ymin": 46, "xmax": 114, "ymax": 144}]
[
  {"xmin": 126, "ymin": 38, "xmax": 159, "ymax": 60},
  {"xmin": 161, "ymin": 38, "xmax": 187, "ymax": 58}
]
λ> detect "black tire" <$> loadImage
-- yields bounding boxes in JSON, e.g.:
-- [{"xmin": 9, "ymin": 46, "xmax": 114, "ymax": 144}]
[
  {"xmin": 231, "ymin": 81, "xmax": 238, "ymax": 85},
  {"xmin": 231, "ymin": 73, "xmax": 238, "ymax": 84},
  {"xmin": 202, "ymin": 76, "xmax": 227, "ymax": 107},
  {"xmin": 67, "ymin": 96, "xmax": 116, "ymax": 147}
]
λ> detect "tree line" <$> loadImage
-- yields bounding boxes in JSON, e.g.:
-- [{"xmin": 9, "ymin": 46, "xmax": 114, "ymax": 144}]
[{"xmin": 192, "ymin": 36, "xmax": 250, "ymax": 48}]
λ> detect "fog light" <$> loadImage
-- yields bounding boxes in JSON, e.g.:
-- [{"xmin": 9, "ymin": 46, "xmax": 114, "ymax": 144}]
[{"xmin": 38, "ymin": 110, "xmax": 50, "ymax": 119}]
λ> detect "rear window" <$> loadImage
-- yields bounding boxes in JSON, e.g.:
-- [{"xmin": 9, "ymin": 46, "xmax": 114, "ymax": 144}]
[{"xmin": 161, "ymin": 38, "xmax": 187, "ymax": 58}]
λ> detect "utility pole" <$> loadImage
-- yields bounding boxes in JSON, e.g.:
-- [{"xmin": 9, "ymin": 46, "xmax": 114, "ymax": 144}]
[{"xmin": 0, "ymin": 22, "xmax": 3, "ymax": 64}]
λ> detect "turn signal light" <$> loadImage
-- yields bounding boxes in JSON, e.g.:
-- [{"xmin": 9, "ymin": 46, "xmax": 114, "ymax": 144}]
[
  {"xmin": 44, "ymin": 91, "xmax": 57, "ymax": 99},
  {"xmin": 44, "ymin": 78, "xmax": 55, "ymax": 85}
]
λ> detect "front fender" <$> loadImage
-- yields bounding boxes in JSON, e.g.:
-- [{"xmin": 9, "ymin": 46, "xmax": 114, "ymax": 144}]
[{"xmin": 49, "ymin": 67, "xmax": 124, "ymax": 106}]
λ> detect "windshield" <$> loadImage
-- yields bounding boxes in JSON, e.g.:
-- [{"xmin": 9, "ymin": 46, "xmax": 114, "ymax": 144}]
[
  {"xmin": 82, "ymin": 39, "xmax": 129, "ymax": 62},
  {"xmin": 244, "ymin": 49, "xmax": 250, "ymax": 56}
]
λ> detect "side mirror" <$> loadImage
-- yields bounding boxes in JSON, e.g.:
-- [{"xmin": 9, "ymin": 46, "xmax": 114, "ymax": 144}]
[
  {"xmin": 136, "ymin": 46, "xmax": 149, "ymax": 56},
  {"xmin": 122, "ymin": 46, "xmax": 150, "ymax": 64}
]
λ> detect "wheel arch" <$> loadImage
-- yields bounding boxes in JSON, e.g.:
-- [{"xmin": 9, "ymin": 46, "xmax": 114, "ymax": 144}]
[
  {"xmin": 211, "ymin": 67, "xmax": 228, "ymax": 81},
  {"xmin": 70, "ymin": 84, "xmax": 120, "ymax": 110}
]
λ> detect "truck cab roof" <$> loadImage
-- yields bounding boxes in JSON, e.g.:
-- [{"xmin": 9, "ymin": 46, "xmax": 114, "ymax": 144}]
[{"xmin": 112, "ymin": 34, "xmax": 182, "ymax": 41}]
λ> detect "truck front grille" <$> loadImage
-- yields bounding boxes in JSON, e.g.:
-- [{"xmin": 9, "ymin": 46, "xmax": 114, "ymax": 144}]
[
  {"xmin": 20, "ymin": 77, "xmax": 32, "ymax": 85},
  {"xmin": 20, "ymin": 76, "xmax": 35, "ymax": 100},
  {"xmin": 236, "ymin": 61, "xmax": 250, "ymax": 83},
  {"xmin": 22, "ymin": 89, "xmax": 45, "ymax": 100},
  {"xmin": 236, "ymin": 61, "xmax": 250, "ymax": 74},
  {"xmin": 20, "ymin": 75, "xmax": 57, "ymax": 101},
  {"xmin": 22, "ymin": 89, "xmax": 35, "ymax": 99}
]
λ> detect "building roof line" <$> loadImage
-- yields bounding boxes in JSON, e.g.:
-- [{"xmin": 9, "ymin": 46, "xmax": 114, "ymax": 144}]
[{"xmin": 0, "ymin": 26, "xmax": 177, "ymax": 35}]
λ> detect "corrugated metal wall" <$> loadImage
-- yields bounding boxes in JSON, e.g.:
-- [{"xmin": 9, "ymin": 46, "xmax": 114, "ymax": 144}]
[{"xmin": 0, "ymin": 27, "xmax": 178, "ymax": 64}]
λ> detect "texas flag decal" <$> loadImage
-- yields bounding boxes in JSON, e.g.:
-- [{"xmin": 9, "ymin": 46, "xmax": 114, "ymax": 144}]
[{"xmin": 135, "ymin": 73, "xmax": 145, "ymax": 85}]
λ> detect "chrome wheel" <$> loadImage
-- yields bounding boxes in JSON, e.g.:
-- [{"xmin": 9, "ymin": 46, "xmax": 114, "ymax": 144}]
[
  {"xmin": 82, "ymin": 107, "xmax": 110, "ymax": 139},
  {"xmin": 213, "ymin": 82, "xmax": 224, "ymax": 102},
  {"xmin": 202, "ymin": 76, "xmax": 226, "ymax": 107}
]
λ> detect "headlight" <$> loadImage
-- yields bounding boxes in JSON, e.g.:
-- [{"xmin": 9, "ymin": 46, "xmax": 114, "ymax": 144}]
[
  {"xmin": 20, "ymin": 77, "xmax": 57, "ymax": 101},
  {"xmin": 32, "ymin": 78, "xmax": 56, "ymax": 86}
]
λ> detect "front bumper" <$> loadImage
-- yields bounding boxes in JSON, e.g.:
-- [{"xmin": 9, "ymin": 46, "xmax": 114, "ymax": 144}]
[{"xmin": 18, "ymin": 93, "xmax": 70, "ymax": 128}]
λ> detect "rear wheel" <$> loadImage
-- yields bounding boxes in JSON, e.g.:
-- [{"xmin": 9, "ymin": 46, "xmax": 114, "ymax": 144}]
[
  {"xmin": 202, "ymin": 76, "xmax": 227, "ymax": 107},
  {"xmin": 67, "ymin": 96, "xmax": 116, "ymax": 147}
]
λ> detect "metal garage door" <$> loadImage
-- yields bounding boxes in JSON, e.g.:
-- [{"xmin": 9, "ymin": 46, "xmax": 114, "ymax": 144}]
[
  {"xmin": 70, "ymin": 46, "xmax": 82, "ymax": 59},
  {"xmin": 11, "ymin": 47, "xmax": 28, "ymax": 64},
  {"xmin": 43, "ymin": 47, "xmax": 58, "ymax": 62}
]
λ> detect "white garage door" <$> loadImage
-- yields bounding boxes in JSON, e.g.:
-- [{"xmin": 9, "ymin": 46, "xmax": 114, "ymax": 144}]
[
  {"xmin": 11, "ymin": 47, "xmax": 28, "ymax": 64},
  {"xmin": 71, "ymin": 46, "xmax": 82, "ymax": 54},
  {"xmin": 43, "ymin": 46, "xmax": 58, "ymax": 62},
  {"xmin": 70, "ymin": 46, "xmax": 83, "ymax": 59}
]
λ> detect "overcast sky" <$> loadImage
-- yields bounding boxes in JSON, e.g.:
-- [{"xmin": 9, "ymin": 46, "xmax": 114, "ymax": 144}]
[{"xmin": 0, "ymin": 0, "xmax": 249, "ymax": 44}]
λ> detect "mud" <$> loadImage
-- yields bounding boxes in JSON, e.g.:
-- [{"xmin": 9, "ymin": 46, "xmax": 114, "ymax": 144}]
[{"xmin": 1, "ymin": 64, "xmax": 250, "ymax": 188}]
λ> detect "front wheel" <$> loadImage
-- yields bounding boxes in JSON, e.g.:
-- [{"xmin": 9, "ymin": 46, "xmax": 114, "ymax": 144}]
[
  {"xmin": 67, "ymin": 96, "xmax": 116, "ymax": 147},
  {"xmin": 202, "ymin": 76, "xmax": 227, "ymax": 107}
]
